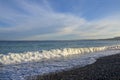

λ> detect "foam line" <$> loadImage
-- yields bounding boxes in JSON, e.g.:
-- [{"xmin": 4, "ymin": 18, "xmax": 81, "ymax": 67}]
[{"xmin": 0, "ymin": 45, "xmax": 120, "ymax": 65}]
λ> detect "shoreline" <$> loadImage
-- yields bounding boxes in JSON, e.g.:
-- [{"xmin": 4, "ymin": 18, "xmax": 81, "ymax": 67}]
[{"xmin": 27, "ymin": 53, "xmax": 120, "ymax": 80}]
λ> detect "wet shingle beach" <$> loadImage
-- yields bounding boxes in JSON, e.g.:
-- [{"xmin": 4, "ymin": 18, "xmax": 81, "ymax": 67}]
[{"xmin": 29, "ymin": 53, "xmax": 120, "ymax": 80}]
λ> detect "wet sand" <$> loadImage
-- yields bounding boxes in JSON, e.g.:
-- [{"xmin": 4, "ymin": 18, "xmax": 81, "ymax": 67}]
[{"xmin": 28, "ymin": 53, "xmax": 120, "ymax": 80}]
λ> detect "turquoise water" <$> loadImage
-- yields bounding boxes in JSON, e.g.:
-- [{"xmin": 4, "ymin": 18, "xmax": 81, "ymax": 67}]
[
  {"xmin": 0, "ymin": 40, "xmax": 120, "ymax": 80},
  {"xmin": 0, "ymin": 40, "xmax": 120, "ymax": 54}
]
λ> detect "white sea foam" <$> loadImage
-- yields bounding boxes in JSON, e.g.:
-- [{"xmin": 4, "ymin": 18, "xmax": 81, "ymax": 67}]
[
  {"xmin": 0, "ymin": 45, "xmax": 120, "ymax": 65},
  {"xmin": 0, "ymin": 45, "xmax": 120, "ymax": 80}
]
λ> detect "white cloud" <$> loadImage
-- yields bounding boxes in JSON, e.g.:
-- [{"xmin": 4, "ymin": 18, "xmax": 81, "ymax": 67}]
[{"xmin": 0, "ymin": 0, "xmax": 120, "ymax": 40}]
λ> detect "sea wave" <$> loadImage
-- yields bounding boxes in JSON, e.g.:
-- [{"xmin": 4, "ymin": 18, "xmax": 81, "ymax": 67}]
[{"xmin": 0, "ymin": 45, "xmax": 120, "ymax": 65}]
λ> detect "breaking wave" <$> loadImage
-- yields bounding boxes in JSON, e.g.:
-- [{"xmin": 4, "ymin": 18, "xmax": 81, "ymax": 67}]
[{"xmin": 0, "ymin": 45, "xmax": 120, "ymax": 65}]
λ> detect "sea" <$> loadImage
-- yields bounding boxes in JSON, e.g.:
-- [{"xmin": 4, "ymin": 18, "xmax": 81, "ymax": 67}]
[{"xmin": 0, "ymin": 40, "xmax": 120, "ymax": 80}]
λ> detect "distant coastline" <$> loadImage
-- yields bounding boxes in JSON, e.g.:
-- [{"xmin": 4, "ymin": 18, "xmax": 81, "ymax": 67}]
[
  {"xmin": 98, "ymin": 37, "xmax": 120, "ymax": 40},
  {"xmin": 107, "ymin": 37, "xmax": 120, "ymax": 40}
]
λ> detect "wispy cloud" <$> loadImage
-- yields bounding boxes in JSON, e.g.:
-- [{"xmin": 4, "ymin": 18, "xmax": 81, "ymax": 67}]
[{"xmin": 0, "ymin": 0, "xmax": 120, "ymax": 40}]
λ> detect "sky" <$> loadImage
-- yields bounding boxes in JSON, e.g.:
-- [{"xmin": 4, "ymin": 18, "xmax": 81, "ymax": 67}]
[{"xmin": 0, "ymin": 0, "xmax": 120, "ymax": 40}]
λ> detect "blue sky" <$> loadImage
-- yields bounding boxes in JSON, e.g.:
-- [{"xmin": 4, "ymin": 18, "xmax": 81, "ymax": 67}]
[{"xmin": 0, "ymin": 0, "xmax": 120, "ymax": 40}]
